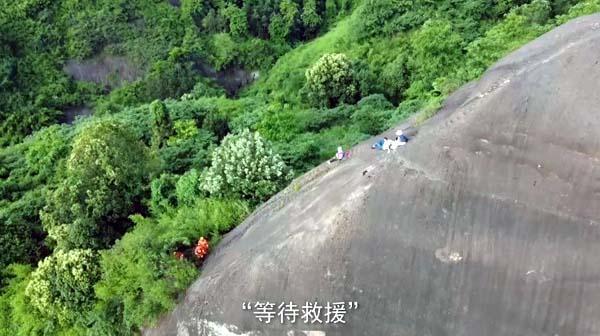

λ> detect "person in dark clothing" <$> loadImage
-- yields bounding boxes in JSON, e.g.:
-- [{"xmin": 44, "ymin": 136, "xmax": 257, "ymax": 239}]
[{"xmin": 395, "ymin": 129, "xmax": 409, "ymax": 144}]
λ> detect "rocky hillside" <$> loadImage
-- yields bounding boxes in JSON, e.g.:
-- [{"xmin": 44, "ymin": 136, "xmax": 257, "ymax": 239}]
[{"xmin": 146, "ymin": 14, "xmax": 600, "ymax": 336}]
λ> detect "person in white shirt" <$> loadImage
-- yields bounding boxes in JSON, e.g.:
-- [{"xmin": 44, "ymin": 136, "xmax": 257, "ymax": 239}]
[{"xmin": 328, "ymin": 146, "xmax": 348, "ymax": 164}]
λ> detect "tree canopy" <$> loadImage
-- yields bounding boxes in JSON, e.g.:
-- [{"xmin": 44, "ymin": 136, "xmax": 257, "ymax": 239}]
[{"xmin": 41, "ymin": 120, "xmax": 150, "ymax": 250}]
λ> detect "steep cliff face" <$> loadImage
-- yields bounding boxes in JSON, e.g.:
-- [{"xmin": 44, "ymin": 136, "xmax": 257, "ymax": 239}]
[{"xmin": 146, "ymin": 14, "xmax": 600, "ymax": 336}]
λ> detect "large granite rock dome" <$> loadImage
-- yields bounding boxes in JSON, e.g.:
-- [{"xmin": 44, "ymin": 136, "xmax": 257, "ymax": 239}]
[{"xmin": 146, "ymin": 14, "xmax": 600, "ymax": 336}]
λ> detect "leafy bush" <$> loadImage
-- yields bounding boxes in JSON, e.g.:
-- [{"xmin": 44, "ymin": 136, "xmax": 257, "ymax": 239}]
[
  {"xmin": 380, "ymin": 52, "xmax": 410, "ymax": 103},
  {"xmin": 238, "ymin": 37, "xmax": 290, "ymax": 70},
  {"xmin": 303, "ymin": 53, "xmax": 358, "ymax": 107},
  {"xmin": 356, "ymin": 94, "xmax": 394, "ymax": 111},
  {"xmin": 390, "ymin": 98, "xmax": 424, "ymax": 126},
  {"xmin": 176, "ymin": 169, "xmax": 203, "ymax": 207},
  {"xmin": 161, "ymin": 126, "xmax": 216, "ymax": 174},
  {"xmin": 150, "ymin": 173, "xmax": 179, "ymax": 215},
  {"xmin": 298, "ymin": 106, "xmax": 353, "ymax": 133},
  {"xmin": 301, "ymin": 0, "xmax": 322, "ymax": 36},
  {"xmin": 94, "ymin": 199, "xmax": 249, "ymax": 333},
  {"xmin": 144, "ymin": 59, "xmax": 199, "ymax": 101},
  {"xmin": 210, "ymin": 33, "xmax": 238, "ymax": 70},
  {"xmin": 464, "ymin": 1, "xmax": 552, "ymax": 79},
  {"xmin": 0, "ymin": 264, "xmax": 53, "ymax": 335},
  {"xmin": 352, "ymin": 95, "xmax": 394, "ymax": 135},
  {"xmin": 273, "ymin": 125, "xmax": 367, "ymax": 173},
  {"xmin": 150, "ymin": 100, "xmax": 173, "ymax": 150},
  {"xmin": 556, "ymin": 0, "xmax": 600, "ymax": 24},
  {"xmin": 182, "ymin": 79, "xmax": 227, "ymax": 100},
  {"xmin": 25, "ymin": 249, "xmax": 100, "ymax": 325},
  {"xmin": 0, "ymin": 191, "xmax": 48, "ymax": 275},
  {"xmin": 273, "ymin": 133, "xmax": 323, "ymax": 172},
  {"xmin": 41, "ymin": 120, "xmax": 150, "ymax": 250},
  {"xmin": 200, "ymin": 129, "xmax": 293, "ymax": 202},
  {"xmin": 202, "ymin": 110, "xmax": 231, "ymax": 140},
  {"xmin": 352, "ymin": 59, "xmax": 380, "ymax": 99},
  {"xmin": 353, "ymin": 0, "xmax": 420, "ymax": 39},
  {"xmin": 0, "ymin": 125, "xmax": 72, "ymax": 271},
  {"xmin": 407, "ymin": 19, "xmax": 465, "ymax": 96},
  {"xmin": 268, "ymin": 0, "xmax": 299, "ymax": 41},
  {"xmin": 222, "ymin": 4, "xmax": 248, "ymax": 38},
  {"xmin": 248, "ymin": 17, "xmax": 355, "ymax": 106},
  {"xmin": 257, "ymin": 105, "xmax": 303, "ymax": 142}
]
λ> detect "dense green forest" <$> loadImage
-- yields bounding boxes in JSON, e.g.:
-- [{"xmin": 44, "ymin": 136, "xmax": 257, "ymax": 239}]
[{"xmin": 1, "ymin": 0, "xmax": 599, "ymax": 334}]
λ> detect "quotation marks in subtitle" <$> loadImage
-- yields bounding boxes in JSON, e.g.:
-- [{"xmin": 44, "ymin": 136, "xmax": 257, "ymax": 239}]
[{"xmin": 242, "ymin": 301, "xmax": 359, "ymax": 324}]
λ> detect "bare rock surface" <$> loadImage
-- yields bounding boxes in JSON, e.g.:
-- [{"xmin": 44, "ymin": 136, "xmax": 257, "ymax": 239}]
[
  {"xmin": 64, "ymin": 55, "xmax": 143, "ymax": 88},
  {"xmin": 145, "ymin": 14, "xmax": 600, "ymax": 336}
]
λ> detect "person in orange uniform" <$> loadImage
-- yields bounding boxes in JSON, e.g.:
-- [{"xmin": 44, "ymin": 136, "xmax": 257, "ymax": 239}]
[{"xmin": 194, "ymin": 237, "xmax": 210, "ymax": 260}]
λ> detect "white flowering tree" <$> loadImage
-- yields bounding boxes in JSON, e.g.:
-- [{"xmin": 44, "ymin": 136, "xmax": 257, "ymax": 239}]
[
  {"xmin": 25, "ymin": 249, "xmax": 100, "ymax": 325},
  {"xmin": 200, "ymin": 129, "xmax": 293, "ymax": 202},
  {"xmin": 303, "ymin": 53, "xmax": 357, "ymax": 107}
]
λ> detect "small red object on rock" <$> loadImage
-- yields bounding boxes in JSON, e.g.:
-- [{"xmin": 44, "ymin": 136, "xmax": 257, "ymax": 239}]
[{"xmin": 194, "ymin": 237, "xmax": 210, "ymax": 260}]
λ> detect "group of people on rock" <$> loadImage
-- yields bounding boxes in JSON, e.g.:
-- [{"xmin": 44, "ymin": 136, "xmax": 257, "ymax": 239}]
[
  {"xmin": 329, "ymin": 129, "xmax": 410, "ymax": 164},
  {"xmin": 371, "ymin": 129, "xmax": 409, "ymax": 152}
]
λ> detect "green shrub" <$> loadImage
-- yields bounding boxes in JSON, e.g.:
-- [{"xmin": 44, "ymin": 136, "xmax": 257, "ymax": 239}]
[
  {"xmin": 41, "ymin": 120, "xmax": 150, "ymax": 250},
  {"xmin": 299, "ymin": 106, "xmax": 353, "ymax": 133},
  {"xmin": 268, "ymin": 0, "xmax": 299, "ymax": 41},
  {"xmin": 380, "ymin": 53, "xmax": 410, "ymax": 103},
  {"xmin": 144, "ymin": 59, "xmax": 199, "ymax": 101},
  {"xmin": 257, "ymin": 105, "xmax": 303, "ymax": 142},
  {"xmin": 94, "ymin": 215, "xmax": 196, "ymax": 333},
  {"xmin": 150, "ymin": 100, "xmax": 173, "ymax": 150},
  {"xmin": 168, "ymin": 119, "xmax": 200, "ymax": 144},
  {"xmin": 201, "ymin": 8, "xmax": 227, "ymax": 34},
  {"xmin": 238, "ymin": 38, "xmax": 290, "ymax": 70},
  {"xmin": 407, "ymin": 19, "xmax": 465, "ymax": 96},
  {"xmin": 556, "ymin": 0, "xmax": 600, "ymax": 24},
  {"xmin": 202, "ymin": 110, "xmax": 230, "ymax": 140},
  {"xmin": 0, "ymin": 264, "xmax": 57, "ymax": 335},
  {"xmin": 351, "ymin": 59, "xmax": 381, "ymax": 99},
  {"xmin": 210, "ymin": 33, "xmax": 238, "ymax": 70},
  {"xmin": 356, "ymin": 94, "xmax": 394, "ymax": 110},
  {"xmin": 301, "ymin": 0, "xmax": 322, "ymax": 36},
  {"xmin": 200, "ymin": 129, "xmax": 293, "ymax": 202},
  {"xmin": 176, "ymin": 169, "xmax": 203, "ymax": 206},
  {"xmin": 302, "ymin": 53, "xmax": 358, "ymax": 107},
  {"xmin": 161, "ymin": 127, "xmax": 216, "ymax": 174},
  {"xmin": 352, "ymin": 94, "xmax": 394, "ymax": 135},
  {"xmin": 464, "ymin": 1, "xmax": 552, "ymax": 79},
  {"xmin": 182, "ymin": 79, "xmax": 227, "ymax": 100},
  {"xmin": 248, "ymin": 16, "xmax": 354, "ymax": 106},
  {"xmin": 414, "ymin": 96, "xmax": 444, "ymax": 125},
  {"xmin": 0, "ymin": 125, "xmax": 72, "ymax": 270},
  {"xmin": 274, "ymin": 125, "xmax": 367, "ymax": 172},
  {"xmin": 273, "ymin": 133, "xmax": 323, "ymax": 172},
  {"xmin": 94, "ymin": 199, "xmax": 249, "ymax": 333},
  {"xmin": 180, "ymin": 0, "xmax": 205, "ymax": 26},
  {"xmin": 222, "ymin": 4, "xmax": 248, "ymax": 38},
  {"xmin": 389, "ymin": 98, "xmax": 423, "ymax": 126},
  {"xmin": 25, "ymin": 249, "xmax": 100, "ymax": 326},
  {"xmin": 0, "ymin": 191, "xmax": 47, "ymax": 274},
  {"xmin": 150, "ymin": 173, "xmax": 179, "ymax": 215},
  {"xmin": 353, "ymin": 0, "xmax": 420, "ymax": 39},
  {"xmin": 23, "ymin": 125, "xmax": 72, "ymax": 181}
]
